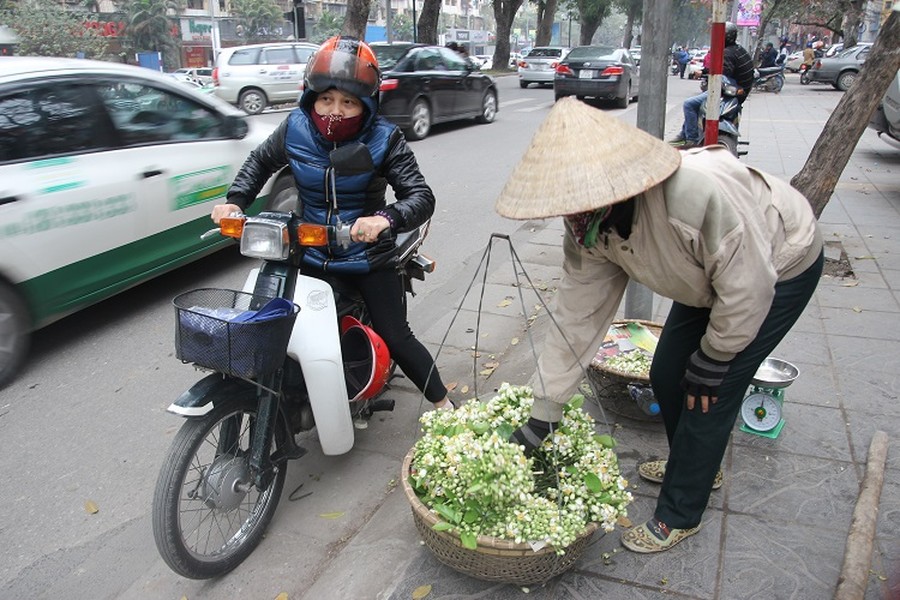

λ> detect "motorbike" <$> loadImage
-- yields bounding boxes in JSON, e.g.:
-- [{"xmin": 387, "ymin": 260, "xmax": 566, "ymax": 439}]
[
  {"xmin": 753, "ymin": 65, "xmax": 785, "ymax": 93},
  {"xmin": 799, "ymin": 63, "xmax": 812, "ymax": 85},
  {"xmin": 151, "ymin": 142, "xmax": 435, "ymax": 579},
  {"xmin": 698, "ymin": 75, "xmax": 746, "ymax": 157}
]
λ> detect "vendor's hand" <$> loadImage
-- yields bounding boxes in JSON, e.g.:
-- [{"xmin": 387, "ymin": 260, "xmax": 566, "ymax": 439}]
[
  {"xmin": 681, "ymin": 349, "xmax": 731, "ymax": 413},
  {"xmin": 351, "ymin": 215, "xmax": 390, "ymax": 243},
  {"xmin": 211, "ymin": 203, "xmax": 242, "ymax": 224}
]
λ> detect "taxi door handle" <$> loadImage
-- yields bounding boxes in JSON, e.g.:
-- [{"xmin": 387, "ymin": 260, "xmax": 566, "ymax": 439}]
[
  {"xmin": 142, "ymin": 169, "xmax": 164, "ymax": 179},
  {"xmin": 0, "ymin": 195, "xmax": 19, "ymax": 207}
]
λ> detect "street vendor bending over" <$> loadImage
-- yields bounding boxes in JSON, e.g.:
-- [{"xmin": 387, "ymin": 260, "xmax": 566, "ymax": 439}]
[{"xmin": 495, "ymin": 98, "xmax": 823, "ymax": 554}]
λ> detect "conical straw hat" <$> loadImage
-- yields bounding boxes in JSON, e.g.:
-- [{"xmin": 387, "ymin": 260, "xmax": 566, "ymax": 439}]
[{"xmin": 495, "ymin": 97, "xmax": 682, "ymax": 220}]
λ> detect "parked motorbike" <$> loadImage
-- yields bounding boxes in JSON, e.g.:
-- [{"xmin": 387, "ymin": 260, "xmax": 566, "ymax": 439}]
[
  {"xmin": 698, "ymin": 75, "xmax": 746, "ymax": 157},
  {"xmin": 753, "ymin": 65, "xmax": 785, "ymax": 93},
  {"xmin": 151, "ymin": 142, "xmax": 435, "ymax": 579}
]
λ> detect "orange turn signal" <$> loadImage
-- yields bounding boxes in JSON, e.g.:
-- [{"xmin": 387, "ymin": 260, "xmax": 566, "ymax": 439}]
[
  {"xmin": 298, "ymin": 223, "xmax": 329, "ymax": 246},
  {"xmin": 219, "ymin": 216, "xmax": 245, "ymax": 239}
]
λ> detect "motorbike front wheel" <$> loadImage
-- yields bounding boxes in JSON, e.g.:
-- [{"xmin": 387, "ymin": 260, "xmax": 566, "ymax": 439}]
[
  {"xmin": 800, "ymin": 72, "xmax": 810, "ymax": 85},
  {"xmin": 152, "ymin": 398, "xmax": 287, "ymax": 579}
]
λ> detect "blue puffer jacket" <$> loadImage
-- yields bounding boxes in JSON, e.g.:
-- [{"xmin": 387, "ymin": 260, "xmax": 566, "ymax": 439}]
[{"xmin": 226, "ymin": 88, "xmax": 436, "ymax": 274}]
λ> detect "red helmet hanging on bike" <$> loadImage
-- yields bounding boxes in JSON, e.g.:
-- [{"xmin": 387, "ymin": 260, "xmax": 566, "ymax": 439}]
[
  {"xmin": 304, "ymin": 36, "xmax": 381, "ymax": 99},
  {"xmin": 340, "ymin": 315, "xmax": 391, "ymax": 402}
]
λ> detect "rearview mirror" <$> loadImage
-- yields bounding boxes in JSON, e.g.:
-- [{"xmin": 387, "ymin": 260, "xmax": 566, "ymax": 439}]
[{"xmin": 329, "ymin": 142, "xmax": 374, "ymax": 175}]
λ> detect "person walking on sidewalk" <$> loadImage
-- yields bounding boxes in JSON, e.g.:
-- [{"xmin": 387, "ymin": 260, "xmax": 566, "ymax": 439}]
[
  {"xmin": 674, "ymin": 47, "xmax": 691, "ymax": 78},
  {"xmin": 211, "ymin": 36, "xmax": 452, "ymax": 411},
  {"xmin": 496, "ymin": 98, "xmax": 824, "ymax": 553},
  {"xmin": 669, "ymin": 22, "xmax": 754, "ymax": 148}
]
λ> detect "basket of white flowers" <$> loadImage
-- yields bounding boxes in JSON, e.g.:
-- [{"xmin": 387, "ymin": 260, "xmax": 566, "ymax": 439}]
[{"xmin": 401, "ymin": 383, "xmax": 632, "ymax": 585}]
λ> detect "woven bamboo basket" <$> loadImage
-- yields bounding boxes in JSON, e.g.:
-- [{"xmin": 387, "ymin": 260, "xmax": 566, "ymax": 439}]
[
  {"xmin": 401, "ymin": 450, "xmax": 599, "ymax": 586},
  {"xmin": 587, "ymin": 319, "xmax": 663, "ymax": 423}
]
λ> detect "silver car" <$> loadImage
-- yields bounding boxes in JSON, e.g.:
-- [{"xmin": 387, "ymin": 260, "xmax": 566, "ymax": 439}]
[
  {"xmin": 213, "ymin": 42, "xmax": 319, "ymax": 114},
  {"xmin": 518, "ymin": 46, "xmax": 569, "ymax": 88},
  {"xmin": 807, "ymin": 43, "xmax": 871, "ymax": 91}
]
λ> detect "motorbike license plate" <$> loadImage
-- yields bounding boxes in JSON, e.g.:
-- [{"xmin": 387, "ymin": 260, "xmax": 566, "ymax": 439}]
[{"xmin": 579, "ymin": 69, "xmax": 595, "ymax": 79}]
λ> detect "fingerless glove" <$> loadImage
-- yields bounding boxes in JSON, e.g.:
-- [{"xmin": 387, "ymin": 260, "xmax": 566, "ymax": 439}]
[{"xmin": 681, "ymin": 348, "xmax": 731, "ymax": 398}]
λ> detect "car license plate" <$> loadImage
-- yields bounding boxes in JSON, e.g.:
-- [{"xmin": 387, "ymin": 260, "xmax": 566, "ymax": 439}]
[{"xmin": 579, "ymin": 69, "xmax": 595, "ymax": 79}]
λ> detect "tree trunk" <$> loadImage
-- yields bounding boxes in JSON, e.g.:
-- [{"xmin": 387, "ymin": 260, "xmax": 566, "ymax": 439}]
[
  {"xmin": 790, "ymin": 11, "xmax": 900, "ymax": 219},
  {"xmin": 493, "ymin": 0, "xmax": 524, "ymax": 70},
  {"xmin": 841, "ymin": 0, "xmax": 865, "ymax": 48},
  {"xmin": 536, "ymin": 0, "xmax": 559, "ymax": 46},
  {"xmin": 580, "ymin": 14, "xmax": 600, "ymax": 44},
  {"xmin": 342, "ymin": 0, "xmax": 370, "ymax": 39},
  {"xmin": 417, "ymin": 0, "xmax": 440, "ymax": 44},
  {"xmin": 622, "ymin": 9, "xmax": 634, "ymax": 48}
]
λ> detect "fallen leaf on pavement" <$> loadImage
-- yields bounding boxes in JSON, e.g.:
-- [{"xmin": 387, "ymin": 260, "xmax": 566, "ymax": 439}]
[
  {"xmin": 412, "ymin": 584, "xmax": 432, "ymax": 599},
  {"xmin": 510, "ymin": 337, "xmax": 519, "ymax": 346},
  {"xmin": 319, "ymin": 512, "xmax": 344, "ymax": 520},
  {"xmin": 84, "ymin": 500, "xmax": 99, "ymax": 514},
  {"xmin": 497, "ymin": 299, "xmax": 512, "ymax": 308},
  {"xmin": 275, "ymin": 593, "xmax": 289, "ymax": 600},
  {"xmin": 446, "ymin": 382, "xmax": 458, "ymax": 392}
]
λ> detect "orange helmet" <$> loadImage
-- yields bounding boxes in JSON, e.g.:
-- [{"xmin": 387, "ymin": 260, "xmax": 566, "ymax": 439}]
[
  {"xmin": 304, "ymin": 36, "xmax": 381, "ymax": 99},
  {"xmin": 340, "ymin": 315, "xmax": 391, "ymax": 402}
]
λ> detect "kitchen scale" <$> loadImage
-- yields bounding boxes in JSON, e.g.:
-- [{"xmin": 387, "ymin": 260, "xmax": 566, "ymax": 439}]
[{"xmin": 740, "ymin": 357, "xmax": 799, "ymax": 439}]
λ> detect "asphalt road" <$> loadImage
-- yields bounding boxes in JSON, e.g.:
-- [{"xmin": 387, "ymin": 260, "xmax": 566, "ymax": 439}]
[{"xmin": 0, "ymin": 73, "xmax": 692, "ymax": 599}]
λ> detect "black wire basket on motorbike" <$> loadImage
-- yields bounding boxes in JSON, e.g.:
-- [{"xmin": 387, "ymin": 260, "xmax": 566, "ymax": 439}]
[{"xmin": 174, "ymin": 288, "xmax": 299, "ymax": 379}]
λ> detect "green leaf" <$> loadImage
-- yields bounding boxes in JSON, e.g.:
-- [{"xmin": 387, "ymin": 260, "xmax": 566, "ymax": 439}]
[
  {"xmin": 432, "ymin": 521, "xmax": 454, "ymax": 531},
  {"xmin": 496, "ymin": 423, "xmax": 515, "ymax": 440},
  {"xmin": 471, "ymin": 420, "xmax": 490, "ymax": 435},
  {"xmin": 566, "ymin": 465, "xmax": 578, "ymax": 475},
  {"xmin": 584, "ymin": 472, "xmax": 602, "ymax": 493},
  {"xmin": 568, "ymin": 394, "xmax": 585, "ymax": 410},
  {"xmin": 595, "ymin": 434, "xmax": 617, "ymax": 449},
  {"xmin": 460, "ymin": 532, "xmax": 478, "ymax": 550},
  {"xmin": 433, "ymin": 503, "xmax": 460, "ymax": 524},
  {"xmin": 466, "ymin": 482, "xmax": 485, "ymax": 495},
  {"xmin": 464, "ymin": 509, "xmax": 479, "ymax": 524}
]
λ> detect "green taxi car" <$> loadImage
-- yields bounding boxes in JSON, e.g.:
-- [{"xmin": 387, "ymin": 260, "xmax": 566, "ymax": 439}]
[{"xmin": 0, "ymin": 57, "xmax": 292, "ymax": 388}]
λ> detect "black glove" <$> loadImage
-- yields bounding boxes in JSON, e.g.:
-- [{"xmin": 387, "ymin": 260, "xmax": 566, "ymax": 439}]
[
  {"xmin": 681, "ymin": 349, "xmax": 731, "ymax": 398},
  {"xmin": 511, "ymin": 417, "xmax": 556, "ymax": 455}
]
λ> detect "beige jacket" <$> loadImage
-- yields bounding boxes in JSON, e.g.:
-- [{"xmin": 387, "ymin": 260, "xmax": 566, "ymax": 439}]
[{"xmin": 530, "ymin": 146, "xmax": 822, "ymax": 421}]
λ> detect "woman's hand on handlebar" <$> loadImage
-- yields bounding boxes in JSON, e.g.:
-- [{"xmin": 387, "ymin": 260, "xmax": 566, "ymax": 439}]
[
  {"xmin": 211, "ymin": 203, "xmax": 243, "ymax": 224},
  {"xmin": 351, "ymin": 215, "xmax": 390, "ymax": 243}
]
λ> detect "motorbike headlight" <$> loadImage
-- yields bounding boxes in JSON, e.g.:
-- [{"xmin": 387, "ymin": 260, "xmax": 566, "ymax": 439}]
[
  {"xmin": 723, "ymin": 83, "xmax": 739, "ymax": 96},
  {"xmin": 240, "ymin": 217, "xmax": 290, "ymax": 260}
]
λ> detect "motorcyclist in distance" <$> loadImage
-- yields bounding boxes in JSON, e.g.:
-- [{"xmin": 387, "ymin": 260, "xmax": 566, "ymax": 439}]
[{"xmin": 669, "ymin": 22, "xmax": 754, "ymax": 148}]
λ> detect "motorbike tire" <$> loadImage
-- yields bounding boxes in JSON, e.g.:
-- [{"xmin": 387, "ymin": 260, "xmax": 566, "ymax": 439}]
[
  {"xmin": 152, "ymin": 397, "xmax": 287, "ymax": 579},
  {"xmin": 800, "ymin": 72, "xmax": 810, "ymax": 85},
  {"xmin": 770, "ymin": 76, "xmax": 784, "ymax": 93}
]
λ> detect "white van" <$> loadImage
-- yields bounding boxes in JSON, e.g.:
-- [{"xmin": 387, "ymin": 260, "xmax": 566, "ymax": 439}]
[{"xmin": 213, "ymin": 42, "xmax": 319, "ymax": 114}]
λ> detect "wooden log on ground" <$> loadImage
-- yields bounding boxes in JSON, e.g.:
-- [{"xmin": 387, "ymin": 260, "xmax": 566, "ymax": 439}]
[{"xmin": 833, "ymin": 430, "xmax": 889, "ymax": 600}]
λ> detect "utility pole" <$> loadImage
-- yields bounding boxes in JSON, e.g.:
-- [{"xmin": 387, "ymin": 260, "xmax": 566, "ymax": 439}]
[{"xmin": 625, "ymin": 0, "xmax": 674, "ymax": 320}]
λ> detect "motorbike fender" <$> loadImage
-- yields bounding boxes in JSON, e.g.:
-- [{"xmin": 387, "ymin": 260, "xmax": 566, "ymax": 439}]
[
  {"xmin": 167, "ymin": 373, "xmax": 255, "ymax": 416},
  {"xmin": 718, "ymin": 119, "xmax": 740, "ymax": 137},
  {"xmin": 286, "ymin": 275, "xmax": 355, "ymax": 456}
]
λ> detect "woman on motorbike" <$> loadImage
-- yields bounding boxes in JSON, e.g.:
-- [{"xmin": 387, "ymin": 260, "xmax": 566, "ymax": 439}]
[{"xmin": 211, "ymin": 35, "xmax": 451, "ymax": 410}]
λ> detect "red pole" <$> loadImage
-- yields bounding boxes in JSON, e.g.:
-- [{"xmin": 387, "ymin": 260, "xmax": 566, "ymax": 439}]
[{"xmin": 704, "ymin": 1, "xmax": 728, "ymax": 146}]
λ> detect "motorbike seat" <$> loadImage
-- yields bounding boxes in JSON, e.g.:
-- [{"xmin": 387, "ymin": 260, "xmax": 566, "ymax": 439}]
[{"xmin": 757, "ymin": 66, "xmax": 784, "ymax": 75}]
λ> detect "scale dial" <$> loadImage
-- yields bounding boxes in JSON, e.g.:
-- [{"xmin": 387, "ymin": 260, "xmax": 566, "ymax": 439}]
[{"xmin": 741, "ymin": 392, "xmax": 783, "ymax": 432}]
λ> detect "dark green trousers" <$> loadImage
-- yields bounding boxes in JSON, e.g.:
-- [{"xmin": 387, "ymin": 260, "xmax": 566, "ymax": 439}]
[{"xmin": 649, "ymin": 252, "xmax": 824, "ymax": 528}]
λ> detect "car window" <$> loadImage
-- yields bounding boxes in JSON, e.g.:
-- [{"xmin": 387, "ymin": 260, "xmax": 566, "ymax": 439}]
[
  {"xmin": 96, "ymin": 82, "xmax": 225, "ymax": 146},
  {"xmin": 196, "ymin": 68, "xmax": 212, "ymax": 77},
  {"xmin": 566, "ymin": 46, "xmax": 618, "ymax": 60},
  {"xmin": 372, "ymin": 45, "xmax": 413, "ymax": 70},
  {"xmin": 261, "ymin": 47, "xmax": 296, "ymax": 65},
  {"xmin": 438, "ymin": 47, "xmax": 469, "ymax": 70},
  {"xmin": 294, "ymin": 46, "xmax": 316, "ymax": 63},
  {"xmin": 228, "ymin": 47, "xmax": 261, "ymax": 65},
  {"xmin": 415, "ymin": 48, "xmax": 448, "ymax": 71},
  {"xmin": 528, "ymin": 48, "xmax": 562, "ymax": 58},
  {"xmin": 0, "ymin": 84, "xmax": 114, "ymax": 164}
]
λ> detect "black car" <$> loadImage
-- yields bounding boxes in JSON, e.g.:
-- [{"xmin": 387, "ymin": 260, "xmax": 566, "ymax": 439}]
[
  {"xmin": 371, "ymin": 43, "xmax": 498, "ymax": 140},
  {"xmin": 553, "ymin": 46, "xmax": 640, "ymax": 109}
]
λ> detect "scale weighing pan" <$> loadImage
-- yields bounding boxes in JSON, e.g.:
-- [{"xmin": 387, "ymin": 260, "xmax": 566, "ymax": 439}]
[{"xmin": 751, "ymin": 357, "xmax": 799, "ymax": 389}]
